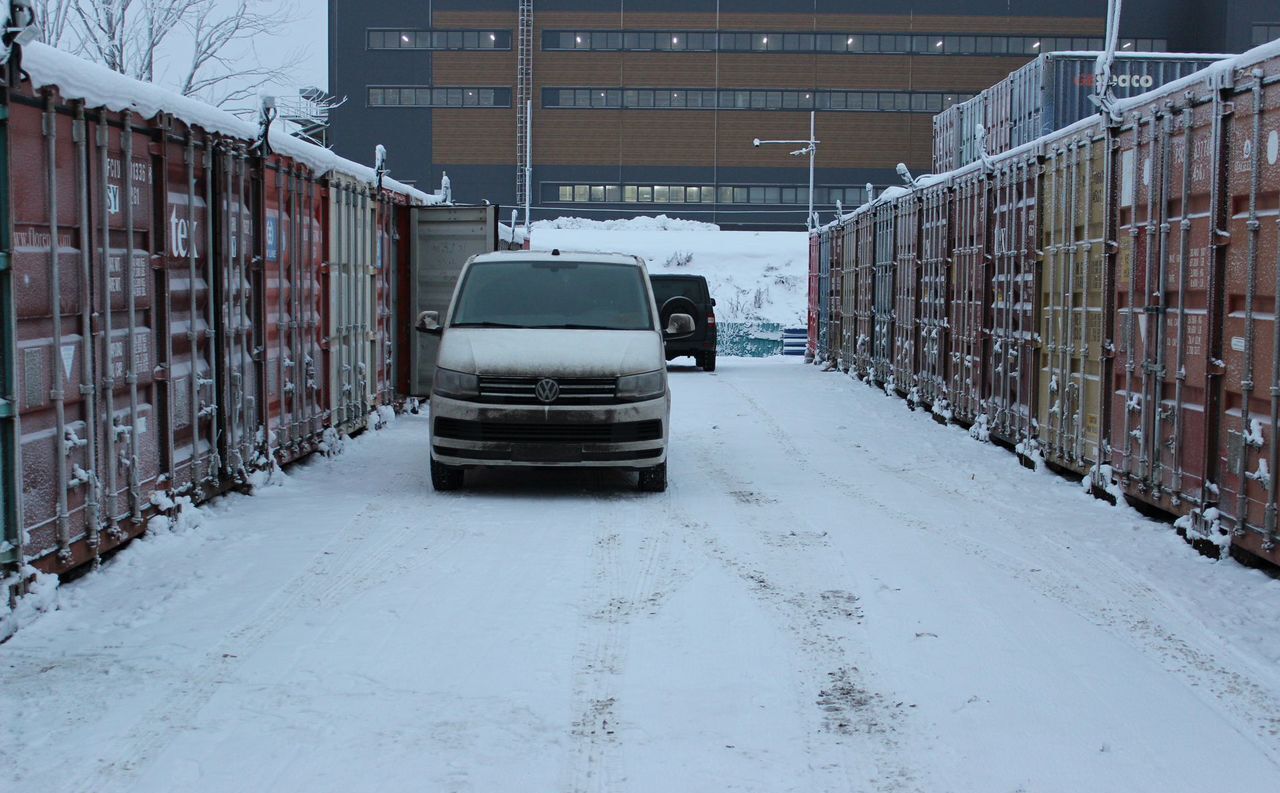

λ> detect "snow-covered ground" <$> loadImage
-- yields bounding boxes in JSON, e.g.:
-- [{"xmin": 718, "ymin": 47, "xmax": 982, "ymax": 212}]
[
  {"xmin": 530, "ymin": 216, "xmax": 808, "ymax": 327},
  {"xmin": 4, "ymin": 358, "xmax": 1280, "ymax": 792}
]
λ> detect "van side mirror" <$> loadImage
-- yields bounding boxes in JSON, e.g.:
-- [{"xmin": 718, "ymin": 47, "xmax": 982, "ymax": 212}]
[
  {"xmin": 665, "ymin": 313, "xmax": 695, "ymax": 339},
  {"xmin": 416, "ymin": 310, "xmax": 441, "ymax": 335},
  {"xmin": 711, "ymin": 298, "xmax": 717, "ymax": 307}
]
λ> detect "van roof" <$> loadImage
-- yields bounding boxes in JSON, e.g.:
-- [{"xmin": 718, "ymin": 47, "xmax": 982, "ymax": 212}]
[{"xmin": 470, "ymin": 250, "xmax": 645, "ymax": 267}]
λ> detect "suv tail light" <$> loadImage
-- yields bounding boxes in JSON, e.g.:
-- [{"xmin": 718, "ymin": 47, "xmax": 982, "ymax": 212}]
[{"xmin": 706, "ymin": 310, "xmax": 716, "ymax": 329}]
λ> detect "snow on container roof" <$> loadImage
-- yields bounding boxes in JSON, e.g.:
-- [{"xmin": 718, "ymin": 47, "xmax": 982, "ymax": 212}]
[{"xmin": 17, "ymin": 42, "xmax": 435, "ymax": 204}]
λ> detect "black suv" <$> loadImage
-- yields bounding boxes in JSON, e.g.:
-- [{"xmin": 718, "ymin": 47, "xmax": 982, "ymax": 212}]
[{"xmin": 650, "ymin": 274, "xmax": 717, "ymax": 371}]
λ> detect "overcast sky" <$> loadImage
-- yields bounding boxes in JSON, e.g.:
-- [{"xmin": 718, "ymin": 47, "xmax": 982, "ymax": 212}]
[{"xmin": 288, "ymin": 0, "xmax": 328, "ymax": 91}]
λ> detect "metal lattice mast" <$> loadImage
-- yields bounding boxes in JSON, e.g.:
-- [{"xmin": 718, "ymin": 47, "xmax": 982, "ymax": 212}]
[{"xmin": 516, "ymin": 0, "xmax": 534, "ymax": 208}]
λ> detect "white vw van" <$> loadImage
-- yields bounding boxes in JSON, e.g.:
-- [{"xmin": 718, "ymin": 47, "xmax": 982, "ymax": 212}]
[{"xmin": 416, "ymin": 250, "xmax": 693, "ymax": 492}]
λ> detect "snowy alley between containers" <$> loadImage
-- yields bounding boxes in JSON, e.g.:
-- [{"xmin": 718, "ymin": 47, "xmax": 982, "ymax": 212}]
[{"xmin": 5, "ymin": 358, "xmax": 1280, "ymax": 793}]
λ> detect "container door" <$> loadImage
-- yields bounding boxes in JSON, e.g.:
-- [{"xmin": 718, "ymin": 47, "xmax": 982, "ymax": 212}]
[
  {"xmin": 10, "ymin": 98, "xmax": 99, "ymax": 569},
  {"xmin": 817, "ymin": 232, "xmax": 830, "ymax": 360},
  {"xmin": 88, "ymin": 112, "xmax": 161, "ymax": 537},
  {"xmin": 807, "ymin": 233, "xmax": 819, "ymax": 360},
  {"xmin": 1038, "ymin": 125, "xmax": 1112, "ymax": 477},
  {"xmin": 326, "ymin": 178, "xmax": 379, "ymax": 433},
  {"xmin": 987, "ymin": 153, "xmax": 1041, "ymax": 449},
  {"xmin": 372, "ymin": 194, "xmax": 398, "ymax": 408},
  {"xmin": 893, "ymin": 197, "xmax": 920, "ymax": 396},
  {"xmin": 919, "ymin": 184, "xmax": 952, "ymax": 412},
  {"xmin": 157, "ymin": 131, "xmax": 220, "ymax": 497},
  {"xmin": 949, "ymin": 173, "xmax": 991, "ymax": 427},
  {"xmin": 407, "ymin": 205, "xmax": 497, "ymax": 397},
  {"xmin": 828, "ymin": 230, "xmax": 842, "ymax": 367},
  {"xmin": 213, "ymin": 144, "xmax": 260, "ymax": 478},
  {"xmin": 840, "ymin": 223, "xmax": 855, "ymax": 370},
  {"xmin": 872, "ymin": 204, "xmax": 896, "ymax": 385},
  {"xmin": 854, "ymin": 213, "xmax": 876, "ymax": 380},
  {"xmin": 1219, "ymin": 59, "xmax": 1280, "ymax": 559}
]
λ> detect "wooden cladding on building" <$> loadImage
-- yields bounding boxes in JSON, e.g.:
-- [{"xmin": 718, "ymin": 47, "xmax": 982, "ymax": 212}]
[
  {"xmin": 529, "ymin": 110, "xmax": 932, "ymax": 170},
  {"xmin": 433, "ymin": 109, "xmax": 518, "ymax": 165}
]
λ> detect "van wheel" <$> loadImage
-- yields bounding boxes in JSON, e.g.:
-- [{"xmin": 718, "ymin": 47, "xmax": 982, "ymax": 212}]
[
  {"xmin": 638, "ymin": 461, "xmax": 667, "ymax": 492},
  {"xmin": 431, "ymin": 458, "xmax": 464, "ymax": 491},
  {"xmin": 701, "ymin": 353, "xmax": 717, "ymax": 372}
]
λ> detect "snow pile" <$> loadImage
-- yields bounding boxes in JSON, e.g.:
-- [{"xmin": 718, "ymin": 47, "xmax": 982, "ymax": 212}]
[
  {"xmin": 530, "ymin": 218, "xmax": 808, "ymax": 328},
  {"xmin": 534, "ymin": 214, "xmax": 719, "ymax": 232},
  {"xmin": 0, "ymin": 566, "xmax": 59, "ymax": 641}
]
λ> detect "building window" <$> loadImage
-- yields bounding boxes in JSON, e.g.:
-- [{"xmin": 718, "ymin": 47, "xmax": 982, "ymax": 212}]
[
  {"xmin": 542, "ymin": 87, "xmax": 971, "ymax": 113},
  {"xmin": 368, "ymin": 29, "xmax": 511, "ymax": 50},
  {"xmin": 1253, "ymin": 24, "xmax": 1280, "ymax": 46},
  {"xmin": 542, "ymin": 29, "xmax": 1166, "ymax": 55},
  {"xmin": 367, "ymin": 86, "xmax": 511, "ymax": 107}
]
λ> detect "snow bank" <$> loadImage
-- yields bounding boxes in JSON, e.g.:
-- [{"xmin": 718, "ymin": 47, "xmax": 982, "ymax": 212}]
[
  {"xmin": 530, "ymin": 218, "xmax": 807, "ymax": 327},
  {"xmin": 0, "ymin": 566, "xmax": 59, "ymax": 641},
  {"xmin": 534, "ymin": 215, "xmax": 720, "ymax": 232},
  {"xmin": 17, "ymin": 42, "xmax": 435, "ymax": 204}
]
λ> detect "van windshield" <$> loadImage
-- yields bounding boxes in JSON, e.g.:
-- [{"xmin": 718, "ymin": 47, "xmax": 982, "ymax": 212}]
[{"xmin": 451, "ymin": 260, "xmax": 655, "ymax": 331}]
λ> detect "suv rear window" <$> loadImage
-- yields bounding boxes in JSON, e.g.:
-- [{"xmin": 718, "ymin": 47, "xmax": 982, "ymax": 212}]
[{"xmin": 650, "ymin": 278, "xmax": 707, "ymax": 306}]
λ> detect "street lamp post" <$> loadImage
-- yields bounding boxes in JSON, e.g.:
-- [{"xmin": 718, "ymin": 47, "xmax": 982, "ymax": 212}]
[{"xmin": 752, "ymin": 110, "xmax": 820, "ymax": 231}]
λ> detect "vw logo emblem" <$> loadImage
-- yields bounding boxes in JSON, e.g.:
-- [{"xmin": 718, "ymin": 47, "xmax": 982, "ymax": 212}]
[{"xmin": 534, "ymin": 378, "xmax": 560, "ymax": 403}]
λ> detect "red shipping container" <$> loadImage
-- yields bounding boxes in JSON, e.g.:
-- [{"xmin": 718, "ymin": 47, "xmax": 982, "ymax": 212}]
[
  {"xmin": 261, "ymin": 158, "xmax": 328, "ymax": 464},
  {"xmin": 828, "ymin": 223, "xmax": 843, "ymax": 369},
  {"xmin": 918, "ymin": 180, "xmax": 953, "ymax": 412},
  {"xmin": 892, "ymin": 192, "xmax": 921, "ymax": 398},
  {"xmin": 1109, "ymin": 83, "xmax": 1220, "ymax": 520},
  {"xmin": 852, "ymin": 209, "xmax": 877, "ymax": 380},
  {"xmin": 807, "ymin": 232, "xmax": 820, "ymax": 361},
  {"xmin": 838, "ymin": 219, "xmax": 856, "ymax": 371},
  {"xmin": 986, "ymin": 150, "xmax": 1042, "ymax": 450},
  {"xmin": 948, "ymin": 170, "xmax": 992, "ymax": 428},
  {"xmin": 1217, "ymin": 52, "xmax": 1280, "ymax": 563},
  {"xmin": 871, "ymin": 201, "xmax": 896, "ymax": 385}
]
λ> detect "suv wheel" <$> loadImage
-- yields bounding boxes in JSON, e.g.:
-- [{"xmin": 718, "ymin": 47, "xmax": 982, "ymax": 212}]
[
  {"xmin": 701, "ymin": 352, "xmax": 717, "ymax": 372},
  {"xmin": 638, "ymin": 461, "xmax": 667, "ymax": 492},
  {"xmin": 431, "ymin": 458, "xmax": 464, "ymax": 491}
]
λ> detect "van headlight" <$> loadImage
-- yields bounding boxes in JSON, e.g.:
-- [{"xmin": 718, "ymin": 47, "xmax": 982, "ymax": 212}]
[
  {"xmin": 616, "ymin": 370, "xmax": 665, "ymax": 401},
  {"xmin": 434, "ymin": 368, "xmax": 479, "ymax": 399}
]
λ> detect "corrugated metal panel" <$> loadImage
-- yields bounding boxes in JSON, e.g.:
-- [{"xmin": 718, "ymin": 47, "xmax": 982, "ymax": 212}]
[
  {"xmin": 827, "ymin": 227, "xmax": 843, "ymax": 368},
  {"xmin": 1109, "ymin": 81, "xmax": 1220, "ymax": 520},
  {"xmin": 1217, "ymin": 53, "xmax": 1280, "ymax": 562},
  {"xmin": 155, "ymin": 124, "xmax": 221, "ymax": 498},
  {"xmin": 1038, "ymin": 121, "xmax": 1112, "ymax": 477},
  {"xmin": 918, "ymin": 180, "xmax": 952, "ymax": 411},
  {"xmin": 838, "ymin": 220, "xmax": 855, "ymax": 371},
  {"xmin": 986, "ymin": 149, "xmax": 1041, "ymax": 449},
  {"xmin": 948, "ymin": 171, "xmax": 990, "ymax": 427},
  {"xmin": 852, "ymin": 210, "xmax": 876, "ymax": 380},
  {"xmin": 817, "ymin": 228, "xmax": 830, "ymax": 361},
  {"xmin": 892, "ymin": 192, "xmax": 920, "ymax": 395},
  {"xmin": 262, "ymin": 159, "xmax": 327, "ymax": 460},
  {"xmin": 871, "ymin": 201, "xmax": 896, "ymax": 385}
]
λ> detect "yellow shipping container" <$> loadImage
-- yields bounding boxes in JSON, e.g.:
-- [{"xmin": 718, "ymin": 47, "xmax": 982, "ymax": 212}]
[{"xmin": 1037, "ymin": 121, "xmax": 1111, "ymax": 477}]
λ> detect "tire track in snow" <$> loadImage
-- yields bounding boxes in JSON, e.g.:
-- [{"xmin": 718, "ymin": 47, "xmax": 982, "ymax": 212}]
[
  {"xmin": 726, "ymin": 371, "xmax": 1280, "ymax": 766},
  {"xmin": 561, "ymin": 496, "xmax": 691, "ymax": 793},
  {"xmin": 65, "ymin": 467, "xmax": 468, "ymax": 792}
]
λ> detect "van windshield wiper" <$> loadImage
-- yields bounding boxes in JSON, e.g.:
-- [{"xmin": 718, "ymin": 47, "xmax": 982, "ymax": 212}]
[{"xmin": 450, "ymin": 321, "xmax": 526, "ymax": 328}]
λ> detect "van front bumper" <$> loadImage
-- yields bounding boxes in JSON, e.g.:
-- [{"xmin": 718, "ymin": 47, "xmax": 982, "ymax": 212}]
[{"xmin": 429, "ymin": 393, "xmax": 669, "ymax": 469}]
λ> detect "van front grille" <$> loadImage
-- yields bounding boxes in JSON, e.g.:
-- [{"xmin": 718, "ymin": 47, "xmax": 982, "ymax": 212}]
[{"xmin": 476, "ymin": 376, "xmax": 619, "ymax": 405}]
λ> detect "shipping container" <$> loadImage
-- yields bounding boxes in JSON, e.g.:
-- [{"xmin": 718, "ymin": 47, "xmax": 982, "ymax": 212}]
[
  {"xmin": 917, "ymin": 180, "xmax": 952, "ymax": 412},
  {"xmin": 948, "ymin": 170, "xmax": 991, "ymax": 427},
  {"xmin": 327, "ymin": 174, "xmax": 378, "ymax": 433},
  {"xmin": 372, "ymin": 189, "xmax": 405, "ymax": 407},
  {"xmin": 1037, "ymin": 120, "xmax": 1113, "ymax": 478},
  {"xmin": 986, "ymin": 149, "xmax": 1042, "ymax": 450},
  {"xmin": 817, "ymin": 226, "xmax": 831, "ymax": 362},
  {"xmin": 933, "ymin": 105, "xmax": 960, "ymax": 173},
  {"xmin": 154, "ymin": 118, "xmax": 222, "ymax": 500},
  {"xmin": 1009, "ymin": 53, "xmax": 1226, "ymax": 152},
  {"xmin": 1109, "ymin": 75, "xmax": 1224, "ymax": 521},
  {"xmin": 871, "ymin": 200, "xmax": 896, "ymax": 385},
  {"xmin": 959, "ymin": 96, "xmax": 986, "ymax": 175},
  {"xmin": 827, "ymin": 225, "xmax": 843, "ymax": 368},
  {"xmin": 0, "ymin": 81, "xmax": 17, "ymax": 578},
  {"xmin": 261, "ymin": 156, "xmax": 328, "ymax": 462},
  {"xmin": 851, "ymin": 209, "xmax": 877, "ymax": 380},
  {"xmin": 807, "ymin": 232, "xmax": 819, "ymax": 362},
  {"xmin": 892, "ymin": 191, "xmax": 921, "ymax": 398},
  {"xmin": 1215, "ymin": 51, "xmax": 1280, "ymax": 564},
  {"xmin": 838, "ymin": 219, "xmax": 856, "ymax": 372}
]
